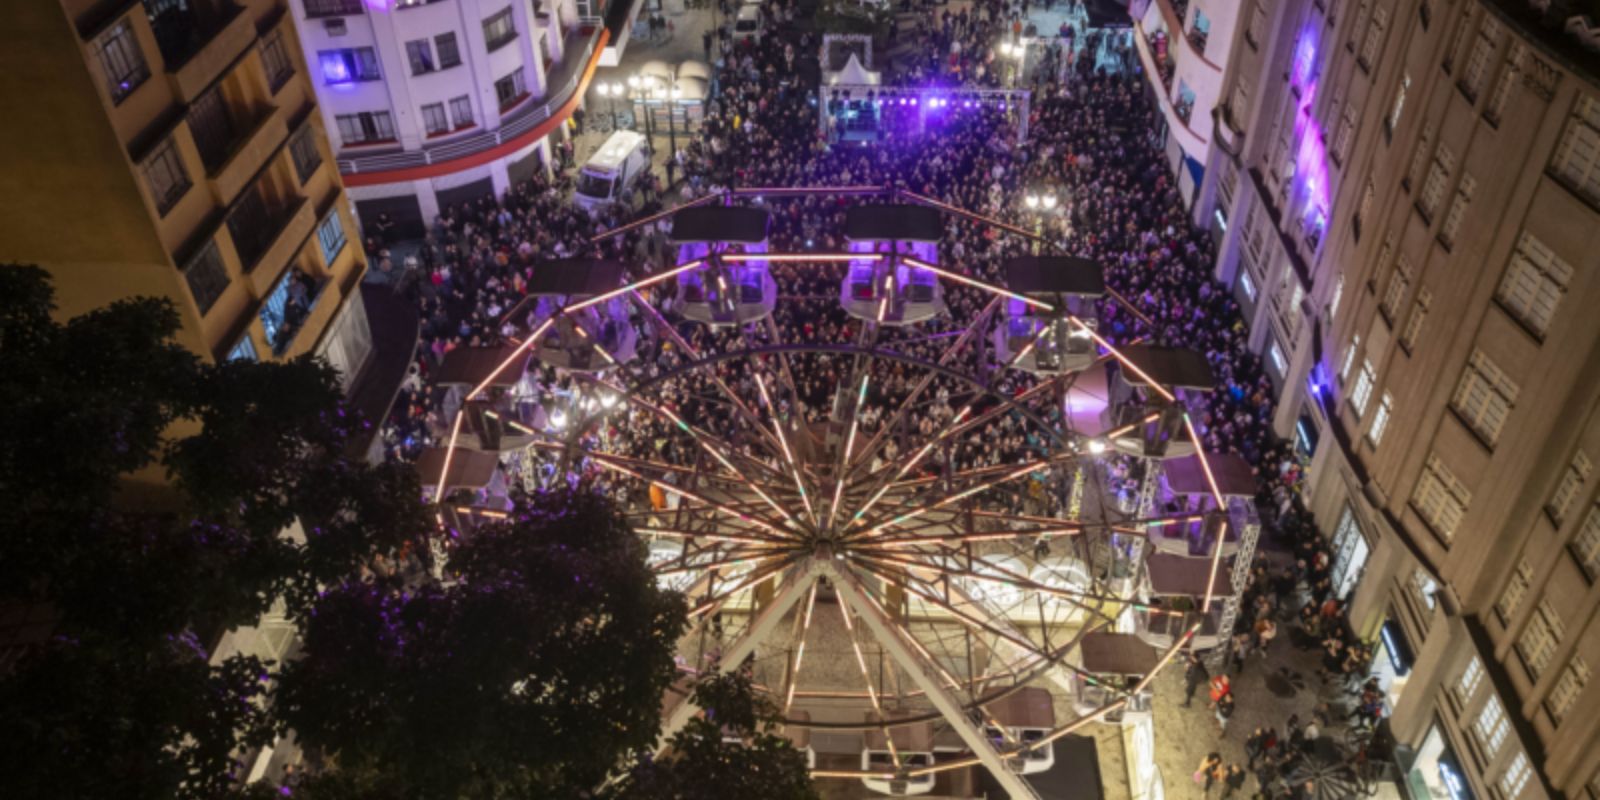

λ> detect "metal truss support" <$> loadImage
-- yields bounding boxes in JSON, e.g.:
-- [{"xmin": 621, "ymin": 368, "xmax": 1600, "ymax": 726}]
[
  {"xmin": 830, "ymin": 562, "xmax": 1043, "ymax": 800},
  {"xmin": 1208, "ymin": 503, "xmax": 1262, "ymax": 671},
  {"xmin": 657, "ymin": 561, "xmax": 820, "ymax": 749}
]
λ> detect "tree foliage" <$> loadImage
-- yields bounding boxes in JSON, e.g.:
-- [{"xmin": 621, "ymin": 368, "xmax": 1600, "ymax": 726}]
[
  {"xmin": 276, "ymin": 489, "xmax": 689, "ymax": 798},
  {"xmin": 0, "ymin": 265, "xmax": 430, "ymax": 799},
  {"xmin": 606, "ymin": 672, "xmax": 821, "ymax": 800}
]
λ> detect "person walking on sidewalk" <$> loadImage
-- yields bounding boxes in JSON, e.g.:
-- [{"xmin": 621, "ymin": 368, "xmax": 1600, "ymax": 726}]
[
  {"xmin": 1182, "ymin": 650, "xmax": 1209, "ymax": 708},
  {"xmin": 1221, "ymin": 764, "xmax": 1247, "ymax": 800},
  {"xmin": 1246, "ymin": 727, "xmax": 1266, "ymax": 768},
  {"xmin": 1196, "ymin": 752, "xmax": 1223, "ymax": 795}
]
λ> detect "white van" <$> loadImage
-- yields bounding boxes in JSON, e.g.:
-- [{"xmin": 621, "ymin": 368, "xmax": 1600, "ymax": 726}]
[
  {"xmin": 733, "ymin": 5, "xmax": 763, "ymax": 44},
  {"xmin": 575, "ymin": 130, "xmax": 650, "ymax": 214}
]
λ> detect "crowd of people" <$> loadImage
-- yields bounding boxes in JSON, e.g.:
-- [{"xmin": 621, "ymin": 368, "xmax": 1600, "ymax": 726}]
[{"xmin": 367, "ymin": 0, "xmax": 1389, "ymax": 782}]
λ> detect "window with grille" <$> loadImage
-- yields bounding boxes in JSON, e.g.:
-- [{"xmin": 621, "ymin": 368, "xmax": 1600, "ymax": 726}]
[
  {"xmin": 1459, "ymin": 19, "xmax": 1502, "ymax": 101},
  {"xmin": 142, "ymin": 136, "xmax": 191, "ymax": 215},
  {"xmin": 96, "ymin": 18, "xmax": 149, "ymax": 104},
  {"xmin": 1389, "ymin": 73, "xmax": 1411, "ymax": 136},
  {"xmin": 317, "ymin": 210, "xmax": 347, "ymax": 265},
  {"xmin": 1497, "ymin": 559, "xmax": 1533, "ymax": 621},
  {"xmin": 436, "ymin": 32, "xmax": 462, "ymax": 68},
  {"xmin": 1496, "ymin": 232, "xmax": 1573, "ymax": 337},
  {"xmin": 1369, "ymin": 392, "xmax": 1393, "ymax": 445},
  {"xmin": 228, "ymin": 335, "xmax": 258, "ymax": 362},
  {"xmin": 1547, "ymin": 655, "xmax": 1591, "ymax": 724},
  {"xmin": 495, "ymin": 69, "xmax": 527, "ymax": 109},
  {"xmin": 1360, "ymin": 5, "xmax": 1389, "ymax": 70},
  {"xmin": 1381, "ymin": 255, "xmax": 1412, "ymax": 320},
  {"xmin": 1452, "ymin": 350, "xmax": 1518, "ymax": 445},
  {"xmin": 1355, "ymin": 179, "xmax": 1375, "ymax": 236},
  {"xmin": 1400, "ymin": 289, "xmax": 1429, "ymax": 350},
  {"xmin": 1456, "ymin": 656, "xmax": 1485, "ymax": 703},
  {"xmin": 183, "ymin": 241, "xmax": 229, "ymax": 316},
  {"xmin": 1352, "ymin": 359, "xmax": 1376, "ymax": 413},
  {"xmin": 1548, "ymin": 453, "xmax": 1591, "ymax": 524},
  {"xmin": 318, "ymin": 47, "xmax": 381, "ymax": 84},
  {"xmin": 1413, "ymin": 454, "xmax": 1470, "ymax": 540},
  {"xmin": 1420, "ymin": 144, "xmax": 1456, "ymax": 220},
  {"xmin": 1247, "ymin": 0, "xmax": 1266, "ymax": 47},
  {"xmin": 1516, "ymin": 600, "xmax": 1564, "ymax": 678},
  {"xmin": 1574, "ymin": 505, "xmax": 1600, "ymax": 581},
  {"xmin": 1340, "ymin": 334, "xmax": 1361, "ymax": 381},
  {"xmin": 1485, "ymin": 44, "xmax": 1524, "ymax": 124},
  {"xmin": 1335, "ymin": 105, "xmax": 1356, "ymax": 164},
  {"xmin": 1411, "ymin": 568, "xmax": 1439, "ymax": 609},
  {"xmin": 288, "ymin": 124, "xmax": 322, "ymax": 183},
  {"xmin": 450, "ymin": 95, "xmax": 474, "ymax": 128},
  {"xmin": 1351, "ymin": 0, "xmax": 1371, "ymax": 50},
  {"xmin": 1407, "ymin": 123, "xmax": 1434, "ymax": 190},
  {"xmin": 1474, "ymin": 695, "xmax": 1510, "ymax": 756},
  {"xmin": 1229, "ymin": 81, "xmax": 1250, "ymax": 130},
  {"xmin": 1275, "ymin": 275, "xmax": 1305, "ymax": 335},
  {"xmin": 1444, "ymin": 10, "xmax": 1472, "ymax": 73},
  {"xmin": 335, "ymin": 111, "xmax": 396, "ymax": 145},
  {"xmin": 1239, "ymin": 268, "xmax": 1258, "ymax": 301},
  {"xmin": 1553, "ymin": 96, "xmax": 1600, "ymax": 207},
  {"xmin": 484, "ymin": 7, "xmax": 517, "ymax": 51},
  {"xmin": 421, "ymin": 102, "xmax": 449, "ymax": 135},
  {"xmin": 1373, "ymin": 234, "xmax": 1395, "ymax": 291},
  {"xmin": 187, "ymin": 85, "xmax": 237, "ymax": 173},
  {"xmin": 1501, "ymin": 753, "xmax": 1533, "ymax": 800},
  {"xmin": 1221, "ymin": 158, "xmax": 1240, "ymax": 207},
  {"xmin": 1440, "ymin": 174, "xmax": 1475, "ymax": 246},
  {"xmin": 226, "ymin": 185, "xmax": 275, "ymax": 269},
  {"xmin": 1245, "ymin": 204, "xmax": 1267, "ymax": 265},
  {"xmin": 406, "ymin": 39, "xmax": 435, "ymax": 75},
  {"xmin": 1332, "ymin": 273, "xmax": 1347, "ymax": 316},
  {"xmin": 260, "ymin": 29, "xmax": 294, "ymax": 90}
]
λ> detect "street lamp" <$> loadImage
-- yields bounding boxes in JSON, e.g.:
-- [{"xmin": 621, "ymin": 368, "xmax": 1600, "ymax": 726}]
[
  {"xmin": 1000, "ymin": 40, "xmax": 1027, "ymax": 87},
  {"xmin": 1022, "ymin": 188, "xmax": 1058, "ymax": 253},
  {"xmin": 596, "ymin": 81, "xmax": 624, "ymax": 130}
]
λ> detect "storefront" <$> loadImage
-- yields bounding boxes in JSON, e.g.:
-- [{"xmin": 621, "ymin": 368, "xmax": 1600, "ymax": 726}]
[
  {"xmin": 1328, "ymin": 504, "xmax": 1370, "ymax": 600},
  {"xmin": 1370, "ymin": 616, "xmax": 1415, "ymax": 709},
  {"xmin": 1401, "ymin": 722, "xmax": 1475, "ymax": 800}
]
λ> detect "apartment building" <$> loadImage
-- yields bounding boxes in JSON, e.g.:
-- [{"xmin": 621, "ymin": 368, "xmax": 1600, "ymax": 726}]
[
  {"xmin": 1199, "ymin": 0, "xmax": 1600, "ymax": 799},
  {"xmin": 288, "ymin": 0, "xmax": 609, "ymax": 238},
  {"xmin": 0, "ymin": 0, "xmax": 374, "ymax": 382}
]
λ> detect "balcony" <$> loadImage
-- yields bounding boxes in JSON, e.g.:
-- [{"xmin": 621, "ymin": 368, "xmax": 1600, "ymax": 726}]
[
  {"xmin": 302, "ymin": 0, "xmax": 365, "ymax": 18},
  {"xmin": 207, "ymin": 107, "xmax": 289, "ymax": 203},
  {"xmin": 337, "ymin": 28, "xmax": 602, "ymax": 179},
  {"xmin": 261, "ymin": 269, "xmax": 331, "ymax": 356},
  {"xmin": 235, "ymin": 197, "xmax": 314, "ymax": 292},
  {"xmin": 150, "ymin": 1, "xmax": 256, "ymax": 103}
]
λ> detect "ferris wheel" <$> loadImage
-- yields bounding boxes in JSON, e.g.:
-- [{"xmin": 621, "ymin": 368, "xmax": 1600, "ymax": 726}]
[{"xmin": 417, "ymin": 187, "xmax": 1260, "ymax": 798}]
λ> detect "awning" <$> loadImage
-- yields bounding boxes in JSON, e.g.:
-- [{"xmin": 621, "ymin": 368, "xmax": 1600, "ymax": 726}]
[
  {"xmin": 1080, "ymin": 632, "xmax": 1160, "ymax": 675},
  {"xmin": 433, "ymin": 344, "xmax": 530, "ymax": 387},
  {"xmin": 414, "ymin": 447, "xmax": 500, "ymax": 492},
  {"xmin": 1146, "ymin": 552, "xmax": 1235, "ymax": 597},
  {"xmin": 1163, "ymin": 452, "xmax": 1256, "ymax": 497}
]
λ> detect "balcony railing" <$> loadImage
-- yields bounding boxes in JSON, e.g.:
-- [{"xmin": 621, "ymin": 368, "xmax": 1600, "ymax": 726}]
[
  {"xmin": 265, "ymin": 271, "xmax": 330, "ymax": 356},
  {"xmin": 303, "ymin": 0, "xmax": 365, "ymax": 18},
  {"xmin": 337, "ymin": 28, "xmax": 602, "ymax": 176}
]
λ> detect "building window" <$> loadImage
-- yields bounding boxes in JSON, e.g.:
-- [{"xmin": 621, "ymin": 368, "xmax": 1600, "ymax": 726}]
[
  {"xmin": 1501, "ymin": 753, "xmax": 1533, "ymax": 800},
  {"xmin": 335, "ymin": 111, "xmax": 396, "ymax": 146},
  {"xmin": 1239, "ymin": 268, "xmax": 1258, "ymax": 301},
  {"xmin": 142, "ymin": 136, "xmax": 191, "ymax": 215},
  {"xmin": 1246, "ymin": 0, "xmax": 1266, "ymax": 48},
  {"xmin": 187, "ymin": 85, "xmax": 237, "ymax": 173},
  {"xmin": 1406, "ymin": 123, "xmax": 1434, "ymax": 191},
  {"xmin": 1413, "ymin": 454, "xmax": 1470, "ymax": 541},
  {"xmin": 1373, "ymin": 234, "xmax": 1395, "ymax": 291},
  {"xmin": 317, "ymin": 211, "xmax": 347, "ymax": 265},
  {"xmin": 95, "ymin": 18, "xmax": 149, "ymax": 103},
  {"xmin": 1334, "ymin": 105, "xmax": 1356, "ymax": 164},
  {"xmin": 303, "ymin": 0, "xmax": 365, "ymax": 16},
  {"xmin": 405, "ymin": 38, "xmax": 435, "ymax": 75},
  {"xmin": 1350, "ymin": 0, "xmax": 1371, "ymax": 50},
  {"xmin": 495, "ymin": 69, "xmax": 527, "ymax": 109},
  {"xmin": 1439, "ymin": 174, "xmax": 1475, "ymax": 247},
  {"xmin": 1548, "ymin": 452, "xmax": 1592, "ymax": 525},
  {"xmin": 1459, "ymin": 18, "xmax": 1503, "ymax": 101},
  {"xmin": 1351, "ymin": 359, "xmax": 1376, "ymax": 413},
  {"xmin": 1228, "ymin": 81, "xmax": 1250, "ymax": 130},
  {"xmin": 1497, "ymin": 559, "xmax": 1533, "ymax": 621},
  {"xmin": 226, "ymin": 185, "xmax": 275, "ymax": 269},
  {"xmin": 1547, "ymin": 656, "xmax": 1591, "ymax": 724},
  {"xmin": 449, "ymin": 95, "xmax": 474, "ymax": 128},
  {"xmin": 318, "ymin": 47, "xmax": 381, "ymax": 85},
  {"xmin": 1473, "ymin": 695, "xmax": 1511, "ymax": 757},
  {"xmin": 1340, "ymin": 334, "xmax": 1361, "ymax": 382},
  {"xmin": 1574, "ymin": 505, "xmax": 1600, "ymax": 581},
  {"xmin": 1244, "ymin": 203, "xmax": 1267, "ymax": 266},
  {"xmin": 1381, "ymin": 254, "xmax": 1412, "ymax": 320},
  {"xmin": 183, "ymin": 241, "xmax": 229, "ymax": 316},
  {"xmin": 1455, "ymin": 656, "xmax": 1485, "ymax": 704},
  {"xmin": 1359, "ymin": 5, "xmax": 1389, "ymax": 71},
  {"xmin": 1387, "ymin": 73, "xmax": 1411, "ymax": 139},
  {"xmin": 1517, "ymin": 600, "xmax": 1565, "ymax": 678},
  {"xmin": 1410, "ymin": 568, "xmax": 1439, "ymax": 610},
  {"xmin": 1268, "ymin": 341, "xmax": 1288, "ymax": 377},
  {"xmin": 1274, "ymin": 274, "xmax": 1305, "ymax": 336},
  {"xmin": 1496, "ymin": 232, "xmax": 1573, "ymax": 337},
  {"xmin": 1451, "ymin": 350, "xmax": 1517, "ymax": 445},
  {"xmin": 1419, "ymin": 144, "xmax": 1456, "ymax": 221},
  {"xmin": 435, "ymin": 32, "xmax": 462, "ymax": 68},
  {"xmin": 1400, "ymin": 289, "xmax": 1430, "ymax": 351},
  {"xmin": 1331, "ymin": 273, "xmax": 1346, "ymax": 317},
  {"xmin": 260, "ymin": 28, "xmax": 295, "ymax": 91},
  {"xmin": 288, "ymin": 124, "xmax": 322, "ymax": 183},
  {"xmin": 1552, "ymin": 96, "xmax": 1600, "ymax": 207},
  {"xmin": 1443, "ymin": 10, "xmax": 1472, "ymax": 73},
  {"xmin": 1485, "ymin": 44, "xmax": 1524, "ymax": 125},
  {"xmin": 1368, "ymin": 392, "xmax": 1393, "ymax": 445},
  {"xmin": 228, "ymin": 335, "xmax": 258, "ymax": 362},
  {"xmin": 483, "ymin": 7, "xmax": 517, "ymax": 51},
  {"xmin": 421, "ymin": 102, "xmax": 449, "ymax": 135}
]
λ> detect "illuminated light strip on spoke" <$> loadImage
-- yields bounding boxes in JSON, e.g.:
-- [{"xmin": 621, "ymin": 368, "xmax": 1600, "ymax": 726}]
[
  {"xmin": 434, "ymin": 411, "xmax": 467, "ymax": 498},
  {"xmin": 851, "ymin": 406, "xmax": 971, "ymax": 525},
  {"xmin": 834, "ymin": 600, "xmax": 900, "ymax": 769},
  {"xmin": 784, "ymin": 582, "xmax": 819, "ymax": 714},
  {"xmin": 652, "ymin": 401, "xmax": 797, "ymax": 527},
  {"xmin": 1184, "ymin": 413, "xmax": 1230, "ymax": 611},
  {"xmin": 721, "ymin": 253, "xmax": 883, "ymax": 263},
  {"xmin": 685, "ymin": 555, "xmax": 799, "ymax": 617},
  {"xmin": 863, "ymin": 460, "xmax": 1046, "ymax": 537},
  {"xmin": 755, "ymin": 372, "xmax": 816, "ymax": 525},
  {"xmin": 1099, "ymin": 412, "xmax": 1163, "ymax": 441},
  {"xmin": 586, "ymin": 457, "xmax": 789, "ymax": 538},
  {"xmin": 901, "ymin": 257, "xmax": 1053, "ymax": 311},
  {"xmin": 466, "ymin": 316, "xmax": 555, "ymax": 401},
  {"xmin": 1062, "ymin": 314, "xmax": 1177, "ymax": 402},
  {"xmin": 562, "ymin": 260, "xmax": 704, "ymax": 314},
  {"xmin": 829, "ymin": 375, "xmax": 870, "ymax": 530},
  {"xmin": 875, "ymin": 275, "xmax": 893, "ymax": 322},
  {"xmin": 635, "ymin": 527, "xmax": 787, "ymax": 545}
]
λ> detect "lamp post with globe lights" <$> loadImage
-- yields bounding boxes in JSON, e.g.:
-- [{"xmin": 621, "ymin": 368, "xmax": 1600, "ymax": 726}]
[{"xmin": 1022, "ymin": 189, "xmax": 1058, "ymax": 254}]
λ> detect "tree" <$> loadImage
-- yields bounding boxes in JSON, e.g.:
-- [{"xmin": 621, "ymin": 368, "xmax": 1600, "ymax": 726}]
[
  {"xmin": 605, "ymin": 672, "xmax": 820, "ymax": 800},
  {"xmin": 275, "ymin": 489, "xmax": 688, "ymax": 798},
  {"xmin": 0, "ymin": 265, "xmax": 431, "ymax": 799}
]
